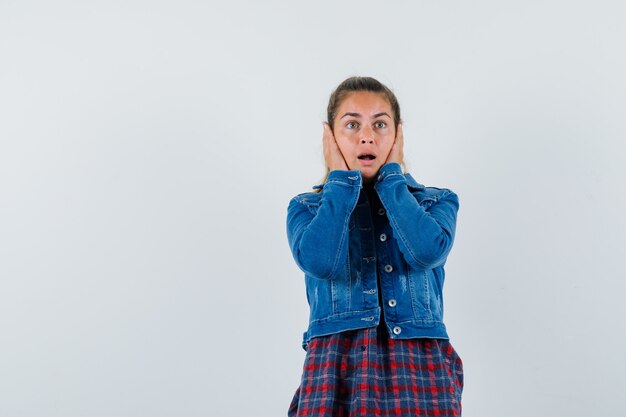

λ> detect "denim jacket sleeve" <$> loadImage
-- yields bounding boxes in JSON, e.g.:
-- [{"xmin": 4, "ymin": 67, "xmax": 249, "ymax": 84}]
[
  {"xmin": 374, "ymin": 162, "xmax": 459, "ymax": 270},
  {"xmin": 286, "ymin": 170, "xmax": 363, "ymax": 280}
]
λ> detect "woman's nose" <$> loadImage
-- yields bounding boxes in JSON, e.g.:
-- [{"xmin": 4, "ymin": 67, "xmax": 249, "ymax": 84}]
[{"xmin": 360, "ymin": 126, "xmax": 375, "ymax": 144}]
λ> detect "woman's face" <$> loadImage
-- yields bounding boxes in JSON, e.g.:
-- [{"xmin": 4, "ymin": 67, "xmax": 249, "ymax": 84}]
[{"xmin": 332, "ymin": 91, "xmax": 396, "ymax": 183}]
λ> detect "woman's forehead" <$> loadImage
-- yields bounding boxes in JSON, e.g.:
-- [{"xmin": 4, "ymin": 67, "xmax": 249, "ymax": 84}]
[{"xmin": 338, "ymin": 91, "xmax": 393, "ymax": 114}]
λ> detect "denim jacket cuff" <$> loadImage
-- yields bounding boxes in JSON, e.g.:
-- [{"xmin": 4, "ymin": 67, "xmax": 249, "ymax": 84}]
[
  {"xmin": 326, "ymin": 170, "xmax": 363, "ymax": 188},
  {"xmin": 376, "ymin": 162, "xmax": 404, "ymax": 183}
]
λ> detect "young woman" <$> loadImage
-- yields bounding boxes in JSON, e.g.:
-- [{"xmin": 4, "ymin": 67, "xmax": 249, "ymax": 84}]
[{"xmin": 286, "ymin": 76, "xmax": 464, "ymax": 417}]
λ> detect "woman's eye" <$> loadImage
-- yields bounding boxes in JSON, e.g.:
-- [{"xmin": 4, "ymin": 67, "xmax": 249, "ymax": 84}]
[
  {"xmin": 374, "ymin": 121, "xmax": 387, "ymax": 129},
  {"xmin": 346, "ymin": 121, "xmax": 358, "ymax": 129}
]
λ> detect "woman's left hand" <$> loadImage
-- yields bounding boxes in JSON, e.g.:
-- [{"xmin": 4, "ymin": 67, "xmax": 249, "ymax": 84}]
[{"xmin": 385, "ymin": 122, "xmax": 404, "ymax": 165}]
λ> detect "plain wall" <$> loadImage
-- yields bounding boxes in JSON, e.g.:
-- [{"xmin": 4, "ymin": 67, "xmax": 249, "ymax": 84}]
[{"xmin": 1, "ymin": 1, "xmax": 625, "ymax": 416}]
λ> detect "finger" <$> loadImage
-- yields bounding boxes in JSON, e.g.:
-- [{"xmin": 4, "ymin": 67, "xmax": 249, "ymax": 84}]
[
  {"xmin": 394, "ymin": 123, "xmax": 404, "ymax": 158},
  {"xmin": 384, "ymin": 123, "xmax": 403, "ymax": 165},
  {"xmin": 323, "ymin": 123, "xmax": 331, "ymax": 151},
  {"xmin": 324, "ymin": 122, "xmax": 336, "ymax": 142},
  {"xmin": 323, "ymin": 123, "xmax": 337, "ymax": 168},
  {"xmin": 325, "ymin": 124, "xmax": 348, "ymax": 170},
  {"xmin": 325, "ymin": 124, "xmax": 340, "ymax": 152},
  {"xmin": 324, "ymin": 122, "xmax": 335, "ymax": 145}
]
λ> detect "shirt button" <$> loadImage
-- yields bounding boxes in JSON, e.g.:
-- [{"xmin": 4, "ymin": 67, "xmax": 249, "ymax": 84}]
[
  {"xmin": 384, "ymin": 264, "xmax": 393, "ymax": 273},
  {"xmin": 388, "ymin": 299, "xmax": 397, "ymax": 307},
  {"xmin": 393, "ymin": 326, "xmax": 402, "ymax": 335},
  {"xmin": 378, "ymin": 208, "xmax": 385, "ymax": 216},
  {"xmin": 379, "ymin": 233, "xmax": 387, "ymax": 242}
]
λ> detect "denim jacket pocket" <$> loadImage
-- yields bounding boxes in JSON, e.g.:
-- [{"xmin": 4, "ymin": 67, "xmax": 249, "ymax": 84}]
[
  {"xmin": 407, "ymin": 265, "xmax": 434, "ymax": 322},
  {"xmin": 305, "ymin": 275, "xmax": 332, "ymax": 318},
  {"xmin": 329, "ymin": 245, "xmax": 354, "ymax": 313}
]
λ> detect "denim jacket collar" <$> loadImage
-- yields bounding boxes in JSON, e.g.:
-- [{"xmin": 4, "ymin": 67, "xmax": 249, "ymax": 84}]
[{"xmin": 313, "ymin": 171, "xmax": 426, "ymax": 192}]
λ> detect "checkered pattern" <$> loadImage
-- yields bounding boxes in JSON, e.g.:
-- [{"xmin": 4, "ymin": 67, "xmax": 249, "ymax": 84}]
[{"xmin": 288, "ymin": 323, "xmax": 463, "ymax": 416}]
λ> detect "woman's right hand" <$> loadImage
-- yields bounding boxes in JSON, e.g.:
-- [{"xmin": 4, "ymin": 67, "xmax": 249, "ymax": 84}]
[{"xmin": 323, "ymin": 122, "xmax": 349, "ymax": 171}]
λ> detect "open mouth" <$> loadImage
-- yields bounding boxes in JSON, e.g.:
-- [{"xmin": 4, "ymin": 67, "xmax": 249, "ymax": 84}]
[{"xmin": 358, "ymin": 154, "xmax": 376, "ymax": 160}]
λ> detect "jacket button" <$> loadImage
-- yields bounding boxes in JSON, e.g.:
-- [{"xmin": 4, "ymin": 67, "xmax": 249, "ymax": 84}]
[
  {"xmin": 393, "ymin": 326, "xmax": 402, "ymax": 335},
  {"xmin": 379, "ymin": 233, "xmax": 387, "ymax": 242},
  {"xmin": 388, "ymin": 299, "xmax": 397, "ymax": 307},
  {"xmin": 384, "ymin": 264, "xmax": 393, "ymax": 273},
  {"xmin": 378, "ymin": 208, "xmax": 385, "ymax": 216}
]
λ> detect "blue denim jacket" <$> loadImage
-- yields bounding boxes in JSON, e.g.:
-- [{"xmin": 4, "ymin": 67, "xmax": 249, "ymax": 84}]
[{"xmin": 287, "ymin": 162, "xmax": 459, "ymax": 350}]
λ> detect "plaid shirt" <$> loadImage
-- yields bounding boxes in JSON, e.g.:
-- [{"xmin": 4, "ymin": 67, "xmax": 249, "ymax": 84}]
[{"xmin": 288, "ymin": 322, "xmax": 464, "ymax": 416}]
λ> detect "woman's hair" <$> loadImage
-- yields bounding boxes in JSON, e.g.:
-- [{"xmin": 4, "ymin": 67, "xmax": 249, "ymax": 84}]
[
  {"xmin": 316, "ymin": 76, "xmax": 405, "ymax": 192},
  {"xmin": 327, "ymin": 76, "xmax": 401, "ymax": 132}
]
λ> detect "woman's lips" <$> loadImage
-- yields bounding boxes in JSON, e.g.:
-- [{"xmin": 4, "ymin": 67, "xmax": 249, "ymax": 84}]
[{"xmin": 357, "ymin": 157, "xmax": 377, "ymax": 166}]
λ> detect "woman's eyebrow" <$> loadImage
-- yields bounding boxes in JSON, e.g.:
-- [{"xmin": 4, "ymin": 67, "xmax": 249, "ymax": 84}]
[{"xmin": 340, "ymin": 112, "xmax": 391, "ymax": 119}]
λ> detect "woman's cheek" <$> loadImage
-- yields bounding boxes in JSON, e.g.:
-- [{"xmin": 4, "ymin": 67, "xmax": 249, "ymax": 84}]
[
  {"xmin": 381, "ymin": 147, "xmax": 393, "ymax": 163},
  {"xmin": 336, "ymin": 137, "xmax": 350, "ymax": 153}
]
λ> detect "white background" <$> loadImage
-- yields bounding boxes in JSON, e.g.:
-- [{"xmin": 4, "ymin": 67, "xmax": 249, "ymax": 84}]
[{"xmin": 1, "ymin": 1, "xmax": 625, "ymax": 416}]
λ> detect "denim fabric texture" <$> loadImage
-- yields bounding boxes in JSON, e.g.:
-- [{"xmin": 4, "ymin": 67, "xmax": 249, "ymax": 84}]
[{"xmin": 287, "ymin": 162, "xmax": 459, "ymax": 350}]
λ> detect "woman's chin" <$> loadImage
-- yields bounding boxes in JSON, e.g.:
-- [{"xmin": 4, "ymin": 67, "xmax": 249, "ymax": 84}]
[{"xmin": 361, "ymin": 170, "xmax": 378, "ymax": 183}]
